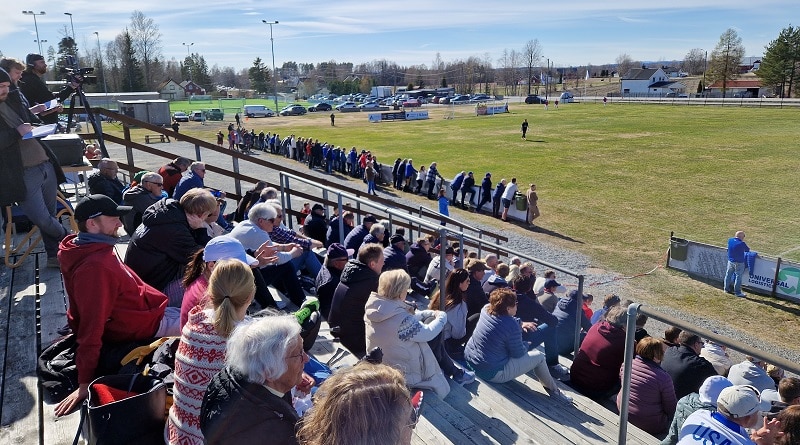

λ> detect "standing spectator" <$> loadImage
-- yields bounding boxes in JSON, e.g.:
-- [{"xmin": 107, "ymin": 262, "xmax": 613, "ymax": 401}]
[
  {"xmin": 122, "ymin": 171, "xmax": 164, "ymax": 235},
  {"xmin": 348, "ymin": 147, "xmax": 358, "ymax": 177},
  {"xmin": 328, "ymin": 243, "xmax": 384, "ymax": 358},
  {"xmin": 365, "ymin": 161, "xmax": 377, "ymax": 195},
  {"xmin": 464, "ymin": 289, "xmax": 572, "ymax": 402},
  {"xmin": 19, "ymin": 54, "xmax": 75, "ymax": 124},
  {"xmin": 660, "ymin": 331, "xmax": 719, "ymax": 399},
  {"xmin": 315, "ymin": 243, "xmax": 353, "ymax": 319},
  {"xmin": 492, "ymin": 178, "xmax": 506, "ymax": 218},
  {"xmin": 617, "ymin": 337, "xmax": 677, "ymax": 436},
  {"xmin": 88, "ymin": 158, "xmax": 125, "ymax": 204},
  {"xmin": 172, "ymin": 120, "xmax": 180, "ymax": 133},
  {"xmin": 460, "ymin": 172, "xmax": 476, "ymax": 209},
  {"xmin": 426, "ymin": 162, "xmax": 443, "ymax": 199},
  {"xmin": 404, "ymin": 159, "xmax": 417, "ymax": 192},
  {"xmin": 526, "ymin": 184, "xmax": 540, "ymax": 227},
  {"xmin": 216, "ymin": 130, "xmax": 224, "ymax": 146},
  {"xmin": 724, "ymin": 231, "xmax": 750, "ymax": 298},
  {"xmin": 500, "ymin": 177, "xmax": 518, "ymax": 222},
  {"xmin": 365, "ymin": 270, "xmax": 451, "ymax": 399},
  {"xmin": 450, "ymin": 171, "xmax": 465, "ymax": 204},
  {"xmin": 391, "ymin": 158, "xmax": 402, "ymax": 188},
  {"xmin": 415, "ymin": 165, "xmax": 427, "ymax": 194},
  {"xmin": 234, "ymin": 112, "xmax": 240, "ymax": 128},
  {"xmin": 329, "ymin": 112, "xmax": 335, "ymax": 126},
  {"xmin": 476, "ymin": 173, "xmax": 493, "ymax": 213},
  {"xmin": 159, "ymin": 157, "xmax": 192, "ymax": 197},
  {"xmin": 395, "ymin": 159, "xmax": 407, "ymax": 190},
  {"xmin": 437, "ymin": 188, "xmax": 449, "ymax": 225},
  {"xmin": 521, "ymin": 119, "xmax": 529, "ymax": 139},
  {"xmin": 570, "ymin": 305, "xmax": 628, "ymax": 400}
]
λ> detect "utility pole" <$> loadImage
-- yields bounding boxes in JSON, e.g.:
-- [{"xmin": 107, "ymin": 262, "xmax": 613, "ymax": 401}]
[
  {"xmin": 262, "ymin": 20, "xmax": 280, "ymax": 114},
  {"xmin": 94, "ymin": 32, "xmax": 109, "ymax": 100}
]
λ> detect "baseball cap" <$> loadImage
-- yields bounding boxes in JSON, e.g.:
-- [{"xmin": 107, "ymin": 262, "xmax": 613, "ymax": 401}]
[
  {"xmin": 74, "ymin": 194, "xmax": 132, "ymax": 222},
  {"xmin": 203, "ymin": 235, "xmax": 258, "ymax": 266},
  {"xmin": 326, "ymin": 243, "xmax": 354, "ymax": 260},
  {"xmin": 26, "ymin": 53, "xmax": 45, "ymax": 66},
  {"xmin": 698, "ymin": 375, "xmax": 733, "ymax": 404},
  {"xmin": 389, "ymin": 234, "xmax": 405, "ymax": 245},
  {"xmin": 363, "ymin": 215, "xmax": 378, "ymax": 224},
  {"xmin": 445, "ymin": 247, "xmax": 455, "ymax": 255},
  {"xmin": 543, "ymin": 279, "xmax": 562, "ymax": 290},
  {"xmin": 312, "ymin": 203, "xmax": 324, "ymax": 212},
  {"xmin": 466, "ymin": 259, "xmax": 491, "ymax": 272},
  {"xmin": 717, "ymin": 385, "xmax": 770, "ymax": 418}
]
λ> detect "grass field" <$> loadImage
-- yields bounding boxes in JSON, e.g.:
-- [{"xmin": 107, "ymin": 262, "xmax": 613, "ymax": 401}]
[{"xmin": 107, "ymin": 102, "xmax": 800, "ymax": 347}]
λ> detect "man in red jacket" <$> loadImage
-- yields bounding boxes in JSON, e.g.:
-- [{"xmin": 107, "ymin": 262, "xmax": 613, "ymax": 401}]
[{"xmin": 54, "ymin": 194, "xmax": 181, "ymax": 417}]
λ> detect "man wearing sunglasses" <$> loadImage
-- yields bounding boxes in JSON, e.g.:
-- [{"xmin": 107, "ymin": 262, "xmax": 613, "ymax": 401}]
[{"xmin": 122, "ymin": 171, "xmax": 164, "ymax": 235}]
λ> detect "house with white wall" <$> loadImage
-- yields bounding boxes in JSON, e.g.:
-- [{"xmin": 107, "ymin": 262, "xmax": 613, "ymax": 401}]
[{"xmin": 620, "ymin": 68, "xmax": 686, "ymax": 97}]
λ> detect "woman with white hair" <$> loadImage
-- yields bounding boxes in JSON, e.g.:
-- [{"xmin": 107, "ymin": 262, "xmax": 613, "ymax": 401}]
[
  {"xmin": 200, "ymin": 314, "xmax": 313, "ymax": 445},
  {"xmin": 360, "ymin": 223, "xmax": 386, "ymax": 248},
  {"xmin": 365, "ymin": 269, "xmax": 451, "ymax": 399}
]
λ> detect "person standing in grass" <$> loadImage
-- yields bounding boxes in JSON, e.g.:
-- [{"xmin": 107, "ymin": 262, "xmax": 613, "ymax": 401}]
[
  {"xmin": 526, "ymin": 184, "xmax": 540, "ymax": 227},
  {"xmin": 521, "ymin": 119, "xmax": 529, "ymax": 139},
  {"xmin": 500, "ymin": 178, "xmax": 518, "ymax": 222},
  {"xmin": 724, "ymin": 231, "xmax": 750, "ymax": 298}
]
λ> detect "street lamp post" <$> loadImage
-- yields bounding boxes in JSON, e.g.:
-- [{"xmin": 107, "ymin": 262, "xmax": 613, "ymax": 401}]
[
  {"xmin": 94, "ymin": 32, "xmax": 109, "ymax": 99},
  {"xmin": 262, "ymin": 20, "xmax": 280, "ymax": 114},
  {"xmin": 22, "ymin": 10, "xmax": 46, "ymax": 54},
  {"xmin": 64, "ymin": 12, "xmax": 76, "ymax": 42},
  {"xmin": 182, "ymin": 42, "xmax": 194, "ymax": 81}
]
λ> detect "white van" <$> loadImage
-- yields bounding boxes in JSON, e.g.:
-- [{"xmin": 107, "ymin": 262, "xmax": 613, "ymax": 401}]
[{"xmin": 243, "ymin": 105, "xmax": 275, "ymax": 118}]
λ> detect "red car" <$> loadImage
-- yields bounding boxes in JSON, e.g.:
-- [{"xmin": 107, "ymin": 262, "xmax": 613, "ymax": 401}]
[{"xmin": 402, "ymin": 98, "xmax": 421, "ymax": 107}]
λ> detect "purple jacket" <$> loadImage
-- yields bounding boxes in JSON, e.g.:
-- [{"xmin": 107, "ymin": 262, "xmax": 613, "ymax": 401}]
[{"xmin": 618, "ymin": 356, "xmax": 677, "ymax": 435}]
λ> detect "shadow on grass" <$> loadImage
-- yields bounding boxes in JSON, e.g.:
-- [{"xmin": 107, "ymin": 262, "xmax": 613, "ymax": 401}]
[{"xmin": 526, "ymin": 139, "xmax": 547, "ymax": 143}]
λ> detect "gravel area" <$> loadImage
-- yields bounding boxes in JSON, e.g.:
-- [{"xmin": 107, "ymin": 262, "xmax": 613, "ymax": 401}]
[{"xmin": 105, "ymin": 139, "xmax": 800, "ymax": 371}]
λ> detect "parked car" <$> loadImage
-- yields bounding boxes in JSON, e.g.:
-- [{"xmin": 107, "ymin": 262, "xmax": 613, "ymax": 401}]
[
  {"xmin": 243, "ymin": 105, "xmax": 275, "ymax": 117},
  {"xmin": 279, "ymin": 105, "xmax": 307, "ymax": 116},
  {"xmin": 402, "ymin": 98, "xmax": 421, "ymax": 107},
  {"xmin": 204, "ymin": 108, "xmax": 224, "ymax": 120},
  {"xmin": 359, "ymin": 102, "xmax": 384, "ymax": 110},
  {"xmin": 191, "ymin": 111, "xmax": 205, "ymax": 122},
  {"xmin": 525, "ymin": 94, "xmax": 545, "ymax": 104},
  {"xmin": 470, "ymin": 94, "xmax": 491, "ymax": 102},
  {"xmin": 439, "ymin": 96, "xmax": 452, "ymax": 104},
  {"xmin": 335, "ymin": 102, "xmax": 359, "ymax": 111},
  {"xmin": 451, "ymin": 95, "xmax": 471, "ymax": 104},
  {"xmin": 172, "ymin": 111, "xmax": 189, "ymax": 122},
  {"xmin": 308, "ymin": 102, "xmax": 332, "ymax": 112},
  {"xmin": 559, "ymin": 92, "xmax": 574, "ymax": 103}
]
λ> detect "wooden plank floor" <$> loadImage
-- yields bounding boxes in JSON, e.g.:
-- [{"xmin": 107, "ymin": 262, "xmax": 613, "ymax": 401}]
[{"xmin": 1, "ymin": 230, "xmax": 660, "ymax": 445}]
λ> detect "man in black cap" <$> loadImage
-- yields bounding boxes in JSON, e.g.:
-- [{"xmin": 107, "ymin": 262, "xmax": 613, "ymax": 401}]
[
  {"xmin": 302, "ymin": 203, "xmax": 328, "ymax": 244},
  {"xmin": 0, "ymin": 67, "xmax": 69, "ymax": 267},
  {"xmin": 19, "ymin": 54, "xmax": 77, "ymax": 124},
  {"xmin": 315, "ymin": 243, "xmax": 354, "ymax": 319},
  {"xmin": 54, "ymin": 194, "xmax": 179, "ymax": 417},
  {"xmin": 382, "ymin": 234, "xmax": 408, "ymax": 272}
]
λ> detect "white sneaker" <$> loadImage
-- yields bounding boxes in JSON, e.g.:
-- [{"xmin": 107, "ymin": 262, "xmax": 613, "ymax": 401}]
[{"xmin": 546, "ymin": 388, "xmax": 573, "ymax": 403}]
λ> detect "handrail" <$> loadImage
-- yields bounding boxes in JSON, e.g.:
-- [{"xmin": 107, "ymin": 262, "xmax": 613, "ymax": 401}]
[
  {"xmin": 617, "ymin": 303, "xmax": 800, "ymax": 443},
  {"xmin": 93, "ymin": 107, "xmax": 510, "ymax": 244}
]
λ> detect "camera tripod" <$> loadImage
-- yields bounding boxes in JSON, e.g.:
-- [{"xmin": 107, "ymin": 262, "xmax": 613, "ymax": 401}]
[{"xmin": 64, "ymin": 82, "xmax": 109, "ymax": 159}]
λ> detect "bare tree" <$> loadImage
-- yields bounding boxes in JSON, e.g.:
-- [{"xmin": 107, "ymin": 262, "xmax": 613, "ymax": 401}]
[
  {"xmin": 708, "ymin": 28, "xmax": 745, "ymax": 97},
  {"xmin": 683, "ymin": 48, "xmax": 706, "ymax": 75},
  {"xmin": 616, "ymin": 53, "xmax": 636, "ymax": 78},
  {"xmin": 129, "ymin": 10, "xmax": 162, "ymax": 90},
  {"xmin": 523, "ymin": 39, "xmax": 543, "ymax": 95}
]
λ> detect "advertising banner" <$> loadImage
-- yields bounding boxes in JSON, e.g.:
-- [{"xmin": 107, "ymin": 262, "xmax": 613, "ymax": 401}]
[{"xmin": 405, "ymin": 111, "xmax": 429, "ymax": 120}]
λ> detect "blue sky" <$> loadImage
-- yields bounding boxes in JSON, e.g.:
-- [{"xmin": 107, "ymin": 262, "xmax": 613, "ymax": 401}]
[{"xmin": 1, "ymin": 1, "xmax": 793, "ymax": 71}]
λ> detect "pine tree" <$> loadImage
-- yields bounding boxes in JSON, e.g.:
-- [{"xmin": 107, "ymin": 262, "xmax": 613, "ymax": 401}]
[{"xmin": 758, "ymin": 25, "xmax": 800, "ymax": 98}]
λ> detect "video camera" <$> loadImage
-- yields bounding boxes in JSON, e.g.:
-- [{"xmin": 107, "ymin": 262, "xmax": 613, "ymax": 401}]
[{"xmin": 62, "ymin": 55, "xmax": 97, "ymax": 86}]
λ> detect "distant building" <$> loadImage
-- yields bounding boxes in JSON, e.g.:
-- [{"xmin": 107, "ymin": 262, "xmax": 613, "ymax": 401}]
[
  {"xmin": 179, "ymin": 80, "xmax": 206, "ymax": 96},
  {"xmin": 620, "ymin": 68, "xmax": 686, "ymax": 97},
  {"xmin": 157, "ymin": 78, "xmax": 207, "ymax": 100},
  {"xmin": 706, "ymin": 79, "xmax": 767, "ymax": 98}
]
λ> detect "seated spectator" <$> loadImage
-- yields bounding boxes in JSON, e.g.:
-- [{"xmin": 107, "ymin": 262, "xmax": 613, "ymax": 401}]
[
  {"xmin": 635, "ymin": 313, "xmax": 651, "ymax": 344},
  {"xmin": 302, "ymin": 204, "xmax": 328, "ymax": 244},
  {"xmin": 481, "ymin": 254, "xmax": 499, "ymax": 284},
  {"xmin": 552, "ymin": 289, "xmax": 593, "ymax": 356},
  {"xmin": 365, "ymin": 269, "xmax": 451, "ymax": 399},
  {"xmin": 506, "ymin": 264, "xmax": 522, "ymax": 284},
  {"xmin": 617, "ymin": 337, "xmax": 677, "ymax": 436},
  {"xmin": 767, "ymin": 364, "xmax": 785, "ymax": 388},
  {"xmin": 662, "ymin": 375, "xmax": 732, "ymax": 445},
  {"xmin": 55, "ymin": 195, "xmax": 179, "ymax": 416},
  {"xmin": 582, "ymin": 293, "xmax": 594, "ymax": 320},
  {"xmin": 179, "ymin": 235, "xmax": 274, "ymax": 328},
  {"xmin": 534, "ymin": 269, "xmax": 561, "ymax": 296},
  {"xmin": 125, "ymin": 188, "xmax": 217, "ymax": 304},
  {"xmin": 265, "ymin": 200, "xmax": 322, "ymax": 278},
  {"xmin": 427, "ymin": 268, "xmax": 476, "ymax": 383},
  {"xmin": 676, "ymin": 385, "xmax": 775, "ymax": 445},
  {"xmin": 464, "ymin": 289, "xmax": 572, "ymax": 402},
  {"xmin": 325, "ymin": 211, "xmax": 354, "ymax": 247},
  {"xmin": 296, "ymin": 362, "xmax": 417, "ymax": 445},
  {"xmin": 174, "ymin": 161, "xmax": 206, "ymax": 200},
  {"xmin": 229, "ymin": 203, "xmax": 307, "ymax": 307},
  {"xmin": 383, "ymin": 234, "xmax": 408, "ymax": 272},
  {"xmin": 360, "ymin": 223, "xmax": 386, "ymax": 248},
  {"xmin": 232, "ymin": 180, "xmax": 267, "ymax": 222},
  {"xmin": 200, "ymin": 314, "xmax": 313, "ymax": 445},
  {"xmin": 425, "ymin": 246, "xmax": 455, "ymax": 283},
  {"xmin": 660, "ymin": 331, "xmax": 718, "ymax": 400},
  {"xmin": 88, "ymin": 158, "xmax": 125, "ymax": 203},
  {"xmin": 570, "ymin": 305, "xmax": 628, "ymax": 400},
  {"xmin": 121, "ymin": 171, "xmax": 163, "ymax": 235},
  {"xmin": 298, "ymin": 202, "xmax": 311, "ymax": 225},
  {"xmin": 343, "ymin": 214, "xmax": 377, "ymax": 251},
  {"xmin": 590, "ymin": 294, "xmax": 621, "ymax": 325},
  {"xmin": 168, "ymin": 259, "xmax": 256, "ymax": 445},
  {"xmin": 538, "ymin": 278, "xmax": 564, "ymax": 313},
  {"xmin": 406, "ymin": 237, "xmax": 433, "ymax": 279},
  {"xmin": 482, "ymin": 263, "xmax": 510, "ymax": 295},
  {"xmin": 777, "ymin": 406, "xmax": 800, "ymax": 445},
  {"xmin": 328, "ymin": 243, "xmax": 384, "ymax": 358},
  {"xmin": 464, "ymin": 258, "xmax": 491, "ymax": 319},
  {"xmin": 766, "ymin": 377, "xmax": 800, "ymax": 419},
  {"xmin": 664, "ymin": 326, "xmax": 682, "ymax": 347},
  {"xmin": 315, "ymin": 243, "xmax": 353, "ymax": 319},
  {"xmin": 159, "ymin": 157, "xmax": 192, "ymax": 197},
  {"xmin": 727, "ymin": 357, "xmax": 777, "ymax": 393},
  {"xmin": 700, "ymin": 339, "xmax": 734, "ymax": 376}
]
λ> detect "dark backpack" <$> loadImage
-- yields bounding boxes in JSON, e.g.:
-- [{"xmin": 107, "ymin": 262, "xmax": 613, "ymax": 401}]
[{"xmin": 37, "ymin": 334, "xmax": 79, "ymax": 404}]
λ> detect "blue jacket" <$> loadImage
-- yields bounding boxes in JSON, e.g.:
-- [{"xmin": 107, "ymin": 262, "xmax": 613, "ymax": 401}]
[
  {"xmin": 726, "ymin": 237, "xmax": 750, "ymax": 262},
  {"xmin": 450, "ymin": 173, "xmax": 465, "ymax": 191},
  {"xmin": 173, "ymin": 172, "xmax": 204, "ymax": 200},
  {"xmin": 405, "ymin": 163, "xmax": 417, "ymax": 178},
  {"xmin": 464, "ymin": 307, "xmax": 526, "ymax": 380}
]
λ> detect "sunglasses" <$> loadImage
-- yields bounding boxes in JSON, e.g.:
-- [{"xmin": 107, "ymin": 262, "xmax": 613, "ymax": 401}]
[
  {"xmin": 144, "ymin": 181, "xmax": 163, "ymax": 187},
  {"xmin": 409, "ymin": 390, "xmax": 423, "ymax": 429}
]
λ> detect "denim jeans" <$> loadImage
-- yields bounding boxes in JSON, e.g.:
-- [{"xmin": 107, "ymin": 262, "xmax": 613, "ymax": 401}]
[
  {"xmin": 291, "ymin": 249, "xmax": 322, "ymax": 278},
  {"xmin": 523, "ymin": 324, "xmax": 560, "ymax": 367},
  {"xmin": 19, "ymin": 162, "xmax": 66, "ymax": 257},
  {"xmin": 724, "ymin": 260, "xmax": 746, "ymax": 295}
]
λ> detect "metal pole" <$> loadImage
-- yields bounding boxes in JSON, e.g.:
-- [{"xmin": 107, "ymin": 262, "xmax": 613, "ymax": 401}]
[
  {"xmin": 64, "ymin": 13, "xmax": 76, "ymax": 43},
  {"xmin": 618, "ymin": 302, "xmax": 640, "ymax": 445},
  {"xmin": 573, "ymin": 275, "xmax": 585, "ymax": 356},
  {"xmin": 22, "ymin": 11, "xmax": 47, "ymax": 55},
  {"xmin": 262, "ymin": 20, "xmax": 280, "ymax": 115},
  {"xmin": 438, "ymin": 228, "xmax": 448, "ymax": 311},
  {"xmin": 93, "ymin": 32, "xmax": 109, "ymax": 102},
  {"xmin": 182, "ymin": 42, "xmax": 194, "ymax": 82}
]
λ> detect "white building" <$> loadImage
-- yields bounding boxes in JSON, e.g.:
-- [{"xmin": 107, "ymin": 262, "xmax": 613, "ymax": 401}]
[{"xmin": 620, "ymin": 68, "xmax": 686, "ymax": 97}]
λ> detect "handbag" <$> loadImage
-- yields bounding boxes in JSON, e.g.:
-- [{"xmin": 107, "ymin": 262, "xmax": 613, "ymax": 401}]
[
  {"xmin": 37, "ymin": 334, "xmax": 78, "ymax": 404},
  {"xmin": 81, "ymin": 373, "xmax": 166, "ymax": 445}
]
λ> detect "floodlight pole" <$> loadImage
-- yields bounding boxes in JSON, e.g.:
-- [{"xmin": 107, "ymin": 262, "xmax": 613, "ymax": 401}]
[
  {"xmin": 262, "ymin": 20, "xmax": 280, "ymax": 114},
  {"xmin": 22, "ymin": 11, "xmax": 46, "ymax": 54},
  {"xmin": 94, "ymin": 32, "xmax": 109, "ymax": 99},
  {"xmin": 182, "ymin": 42, "xmax": 195, "ymax": 82},
  {"xmin": 64, "ymin": 13, "xmax": 76, "ymax": 43}
]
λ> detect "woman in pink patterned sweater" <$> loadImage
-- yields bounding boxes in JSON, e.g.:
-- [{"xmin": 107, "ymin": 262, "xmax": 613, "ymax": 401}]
[{"xmin": 167, "ymin": 259, "xmax": 256, "ymax": 445}]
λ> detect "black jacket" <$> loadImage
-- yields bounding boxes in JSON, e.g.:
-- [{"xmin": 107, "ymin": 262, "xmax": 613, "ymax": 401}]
[
  {"xmin": 121, "ymin": 186, "xmax": 161, "ymax": 236},
  {"xmin": 382, "ymin": 245, "xmax": 407, "ymax": 272},
  {"xmin": 19, "ymin": 70, "xmax": 75, "ymax": 124},
  {"xmin": 464, "ymin": 276, "xmax": 489, "ymax": 319},
  {"xmin": 661, "ymin": 344, "xmax": 718, "ymax": 399},
  {"xmin": 88, "ymin": 172, "xmax": 125, "ymax": 204},
  {"xmin": 481, "ymin": 177, "xmax": 493, "ymax": 197},
  {"xmin": 302, "ymin": 212, "xmax": 328, "ymax": 244},
  {"xmin": 201, "ymin": 367, "xmax": 299, "ymax": 445},
  {"xmin": 315, "ymin": 264, "xmax": 342, "ymax": 319},
  {"xmin": 124, "ymin": 199, "xmax": 210, "ymax": 291},
  {"xmin": 343, "ymin": 223, "xmax": 370, "ymax": 251},
  {"xmin": 328, "ymin": 260, "xmax": 379, "ymax": 357},
  {"xmin": 405, "ymin": 243, "xmax": 432, "ymax": 279},
  {"xmin": 325, "ymin": 216, "xmax": 353, "ymax": 247}
]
